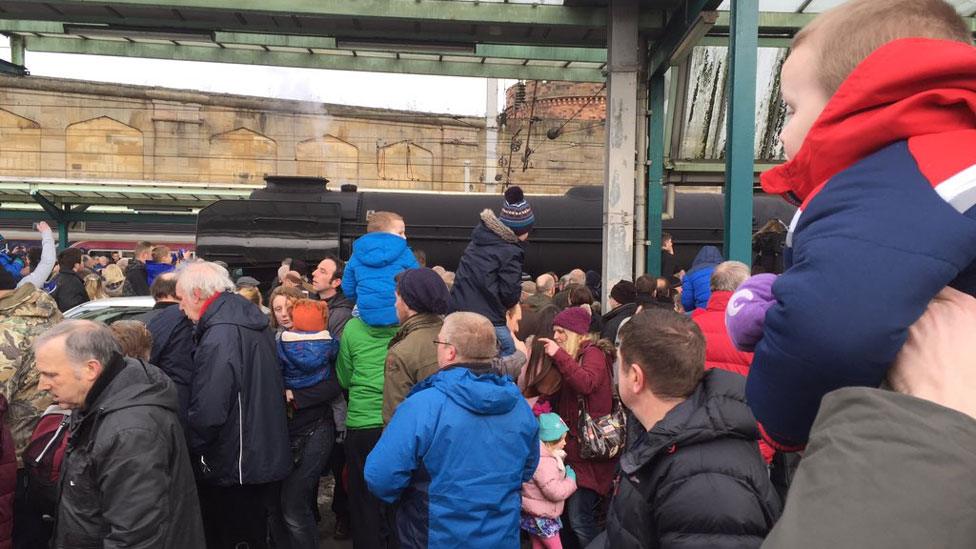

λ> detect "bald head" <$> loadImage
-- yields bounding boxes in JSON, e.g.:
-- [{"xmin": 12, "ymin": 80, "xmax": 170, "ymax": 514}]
[
  {"xmin": 535, "ymin": 273, "xmax": 556, "ymax": 296},
  {"xmin": 567, "ymin": 269, "xmax": 585, "ymax": 286},
  {"xmin": 710, "ymin": 261, "xmax": 751, "ymax": 292},
  {"xmin": 437, "ymin": 312, "xmax": 497, "ymax": 366}
]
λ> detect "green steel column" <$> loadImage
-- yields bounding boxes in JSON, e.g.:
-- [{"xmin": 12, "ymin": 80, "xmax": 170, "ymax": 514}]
[
  {"xmin": 723, "ymin": 0, "xmax": 758, "ymax": 264},
  {"xmin": 57, "ymin": 222, "xmax": 68, "ymax": 251},
  {"xmin": 9, "ymin": 35, "xmax": 25, "ymax": 66},
  {"xmin": 645, "ymin": 72, "xmax": 666, "ymax": 276}
]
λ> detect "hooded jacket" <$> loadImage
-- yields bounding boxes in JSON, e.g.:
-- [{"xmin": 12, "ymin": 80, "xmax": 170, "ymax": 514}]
[
  {"xmin": 450, "ymin": 209, "xmax": 525, "ymax": 326},
  {"xmin": 382, "ymin": 313, "xmax": 443, "ymax": 424},
  {"xmin": 762, "ymin": 388, "xmax": 976, "ymax": 549},
  {"xmin": 680, "ymin": 246, "xmax": 723, "ymax": 312},
  {"xmin": 188, "ymin": 292, "xmax": 291, "ymax": 486},
  {"xmin": 53, "ymin": 356, "xmax": 205, "ymax": 549},
  {"xmin": 748, "ymin": 38, "xmax": 976, "ymax": 450},
  {"xmin": 342, "ymin": 232, "xmax": 419, "ymax": 326},
  {"xmin": 0, "ymin": 284, "xmax": 61, "ymax": 460},
  {"xmin": 122, "ymin": 260, "xmax": 150, "ymax": 297},
  {"xmin": 145, "ymin": 303, "xmax": 195, "ymax": 428},
  {"xmin": 364, "ymin": 364, "xmax": 539, "ymax": 549},
  {"xmin": 603, "ymin": 369, "xmax": 781, "ymax": 549},
  {"xmin": 277, "ymin": 329, "xmax": 339, "ymax": 389},
  {"xmin": 51, "ymin": 271, "xmax": 88, "ymax": 313},
  {"xmin": 336, "ymin": 317, "xmax": 398, "ymax": 430},
  {"xmin": 521, "ymin": 441, "xmax": 576, "ymax": 519}
]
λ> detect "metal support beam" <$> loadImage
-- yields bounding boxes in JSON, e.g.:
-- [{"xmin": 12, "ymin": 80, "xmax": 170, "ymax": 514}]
[
  {"xmin": 646, "ymin": 72, "xmax": 666, "ymax": 277},
  {"xmin": 723, "ymin": 0, "xmax": 758, "ymax": 265},
  {"xmin": 648, "ymin": 0, "xmax": 719, "ymax": 76},
  {"xmin": 603, "ymin": 0, "xmax": 639, "ymax": 301},
  {"xmin": 8, "ymin": 34, "xmax": 25, "ymax": 66},
  {"xmin": 24, "ymin": 36, "xmax": 606, "ymax": 82}
]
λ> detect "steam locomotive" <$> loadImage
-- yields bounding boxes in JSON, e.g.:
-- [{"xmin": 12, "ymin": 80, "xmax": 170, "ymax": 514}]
[{"xmin": 196, "ymin": 176, "xmax": 796, "ymax": 278}]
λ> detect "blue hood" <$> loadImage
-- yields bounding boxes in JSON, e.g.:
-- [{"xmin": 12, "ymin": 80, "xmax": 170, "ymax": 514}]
[
  {"xmin": 689, "ymin": 245, "xmax": 724, "ymax": 273},
  {"xmin": 412, "ymin": 366, "xmax": 520, "ymax": 416},
  {"xmin": 352, "ymin": 232, "xmax": 410, "ymax": 268},
  {"xmin": 278, "ymin": 337, "xmax": 333, "ymax": 370}
]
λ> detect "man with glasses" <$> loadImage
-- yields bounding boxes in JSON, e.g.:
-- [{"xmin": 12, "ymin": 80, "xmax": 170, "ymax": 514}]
[{"xmin": 365, "ymin": 312, "xmax": 539, "ymax": 549}]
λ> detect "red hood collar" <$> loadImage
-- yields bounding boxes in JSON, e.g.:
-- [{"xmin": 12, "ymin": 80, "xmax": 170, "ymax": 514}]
[{"xmin": 762, "ymin": 38, "xmax": 976, "ymax": 203}]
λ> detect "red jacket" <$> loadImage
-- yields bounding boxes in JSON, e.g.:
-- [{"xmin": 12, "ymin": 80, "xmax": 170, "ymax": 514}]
[
  {"xmin": 551, "ymin": 341, "xmax": 617, "ymax": 496},
  {"xmin": 692, "ymin": 291, "xmax": 754, "ymax": 377}
]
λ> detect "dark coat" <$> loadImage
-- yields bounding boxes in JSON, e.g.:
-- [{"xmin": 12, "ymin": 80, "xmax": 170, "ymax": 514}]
[
  {"xmin": 603, "ymin": 369, "xmax": 781, "ymax": 549},
  {"xmin": 51, "ymin": 272, "xmax": 88, "ymax": 312},
  {"xmin": 601, "ymin": 302, "xmax": 638, "ymax": 342},
  {"xmin": 188, "ymin": 292, "xmax": 291, "ymax": 486},
  {"xmin": 325, "ymin": 291, "xmax": 354, "ymax": 339},
  {"xmin": 0, "ymin": 396, "xmax": 14, "ymax": 549},
  {"xmin": 123, "ymin": 260, "xmax": 150, "ymax": 296},
  {"xmin": 450, "ymin": 209, "xmax": 524, "ymax": 326},
  {"xmin": 551, "ymin": 341, "xmax": 617, "ymax": 496},
  {"xmin": 763, "ymin": 388, "xmax": 976, "ymax": 548},
  {"xmin": 54, "ymin": 356, "xmax": 205, "ymax": 549},
  {"xmin": 145, "ymin": 302, "xmax": 195, "ymax": 426}
]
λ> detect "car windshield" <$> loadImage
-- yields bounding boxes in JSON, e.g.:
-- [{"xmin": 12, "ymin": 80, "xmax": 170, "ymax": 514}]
[{"xmin": 69, "ymin": 307, "xmax": 154, "ymax": 325}]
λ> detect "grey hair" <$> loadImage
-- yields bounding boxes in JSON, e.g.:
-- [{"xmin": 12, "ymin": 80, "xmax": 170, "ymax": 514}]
[
  {"xmin": 34, "ymin": 319, "xmax": 121, "ymax": 370},
  {"xmin": 568, "ymin": 269, "xmax": 586, "ymax": 285},
  {"xmin": 710, "ymin": 261, "xmax": 751, "ymax": 292},
  {"xmin": 176, "ymin": 260, "xmax": 234, "ymax": 296},
  {"xmin": 441, "ymin": 312, "xmax": 497, "ymax": 361}
]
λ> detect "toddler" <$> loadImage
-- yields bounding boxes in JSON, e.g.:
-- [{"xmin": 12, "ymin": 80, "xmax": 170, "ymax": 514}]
[
  {"xmin": 277, "ymin": 299, "xmax": 339, "ymax": 403},
  {"xmin": 521, "ymin": 413, "xmax": 577, "ymax": 549},
  {"xmin": 341, "ymin": 211, "xmax": 418, "ymax": 326}
]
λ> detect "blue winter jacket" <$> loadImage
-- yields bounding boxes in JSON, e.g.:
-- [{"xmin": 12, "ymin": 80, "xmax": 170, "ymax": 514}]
[
  {"xmin": 277, "ymin": 330, "xmax": 339, "ymax": 390},
  {"xmin": 364, "ymin": 364, "xmax": 539, "ymax": 549},
  {"xmin": 681, "ymin": 246, "xmax": 723, "ymax": 312},
  {"xmin": 144, "ymin": 261, "xmax": 175, "ymax": 287},
  {"xmin": 341, "ymin": 232, "xmax": 418, "ymax": 327}
]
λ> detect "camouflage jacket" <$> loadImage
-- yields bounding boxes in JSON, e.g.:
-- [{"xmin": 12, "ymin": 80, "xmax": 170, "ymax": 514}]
[{"xmin": 0, "ymin": 284, "xmax": 61, "ymax": 462}]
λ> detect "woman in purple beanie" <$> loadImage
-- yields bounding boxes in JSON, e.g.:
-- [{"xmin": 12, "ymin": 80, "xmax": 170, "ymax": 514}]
[{"xmin": 537, "ymin": 307, "xmax": 616, "ymax": 548}]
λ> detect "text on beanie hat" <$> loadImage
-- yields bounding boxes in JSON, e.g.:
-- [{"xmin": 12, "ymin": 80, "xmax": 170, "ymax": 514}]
[
  {"xmin": 397, "ymin": 268, "xmax": 450, "ymax": 315},
  {"xmin": 498, "ymin": 186, "xmax": 535, "ymax": 235},
  {"xmin": 553, "ymin": 306, "xmax": 591, "ymax": 335}
]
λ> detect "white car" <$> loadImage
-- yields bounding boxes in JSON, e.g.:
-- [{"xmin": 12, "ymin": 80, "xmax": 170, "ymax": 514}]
[{"xmin": 64, "ymin": 296, "xmax": 157, "ymax": 324}]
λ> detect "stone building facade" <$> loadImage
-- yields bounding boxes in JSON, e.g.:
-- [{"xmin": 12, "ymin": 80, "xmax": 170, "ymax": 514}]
[{"xmin": 0, "ymin": 76, "xmax": 612, "ymax": 196}]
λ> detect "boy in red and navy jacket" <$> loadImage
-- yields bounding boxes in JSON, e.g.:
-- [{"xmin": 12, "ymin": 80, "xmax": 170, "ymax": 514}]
[{"xmin": 726, "ymin": 0, "xmax": 976, "ymax": 451}]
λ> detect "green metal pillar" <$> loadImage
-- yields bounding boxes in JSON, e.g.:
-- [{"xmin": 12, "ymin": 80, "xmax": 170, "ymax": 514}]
[
  {"xmin": 57, "ymin": 222, "xmax": 68, "ymax": 251},
  {"xmin": 9, "ymin": 35, "xmax": 24, "ymax": 66},
  {"xmin": 645, "ymin": 72, "xmax": 666, "ymax": 276},
  {"xmin": 723, "ymin": 0, "xmax": 758, "ymax": 265}
]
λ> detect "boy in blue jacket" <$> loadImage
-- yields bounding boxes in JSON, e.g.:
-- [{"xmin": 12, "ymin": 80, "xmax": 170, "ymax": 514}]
[
  {"xmin": 341, "ymin": 211, "xmax": 419, "ymax": 327},
  {"xmin": 727, "ymin": 0, "xmax": 976, "ymax": 451}
]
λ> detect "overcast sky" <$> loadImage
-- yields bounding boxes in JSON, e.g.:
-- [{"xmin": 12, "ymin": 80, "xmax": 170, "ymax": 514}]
[{"xmin": 0, "ymin": 38, "xmax": 516, "ymax": 117}]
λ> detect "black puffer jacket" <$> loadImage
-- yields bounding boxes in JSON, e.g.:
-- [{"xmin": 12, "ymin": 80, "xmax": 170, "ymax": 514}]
[
  {"xmin": 145, "ymin": 303, "xmax": 195, "ymax": 427},
  {"xmin": 601, "ymin": 301, "xmax": 638, "ymax": 341},
  {"xmin": 123, "ymin": 260, "xmax": 150, "ymax": 296},
  {"xmin": 450, "ymin": 209, "xmax": 524, "ymax": 326},
  {"xmin": 51, "ymin": 272, "xmax": 88, "ymax": 312},
  {"xmin": 325, "ymin": 291, "xmax": 354, "ymax": 338},
  {"xmin": 604, "ymin": 369, "xmax": 781, "ymax": 549},
  {"xmin": 189, "ymin": 292, "xmax": 291, "ymax": 486},
  {"xmin": 54, "ymin": 356, "xmax": 204, "ymax": 548}
]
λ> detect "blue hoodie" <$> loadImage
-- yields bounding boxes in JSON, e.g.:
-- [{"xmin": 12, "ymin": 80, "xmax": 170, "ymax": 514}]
[
  {"xmin": 682, "ymin": 246, "xmax": 724, "ymax": 312},
  {"xmin": 365, "ymin": 365, "xmax": 539, "ymax": 549},
  {"xmin": 277, "ymin": 330, "xmax": 339, "ymax": 390},
  {"xmin": 341, "ymin": 232, "xmax": 419, "ymax": 326},
  {"xmin": 145, "ymin": 261, "xmax": 175, "ymax": 287}
]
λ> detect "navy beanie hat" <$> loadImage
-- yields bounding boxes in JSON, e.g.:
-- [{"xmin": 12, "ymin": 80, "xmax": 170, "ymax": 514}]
[
  {"xmin": 397, "ymin": 268, "xmax": 450, "ymax": 315},
  {"xmin": 499, "ymin": 186, "xmax": 535, "ymax": 235}
]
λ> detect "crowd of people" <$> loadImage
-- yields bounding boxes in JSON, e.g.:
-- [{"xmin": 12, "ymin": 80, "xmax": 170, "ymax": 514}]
[{"xmin": 0, "ymin": 0, "xmax": 975, "ymax": 547}]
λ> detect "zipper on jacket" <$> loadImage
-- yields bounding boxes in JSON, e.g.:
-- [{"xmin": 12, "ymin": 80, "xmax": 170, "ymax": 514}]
[{"xmin": 34, "ymin": 416, "xmax": 69, "ymax": 464}]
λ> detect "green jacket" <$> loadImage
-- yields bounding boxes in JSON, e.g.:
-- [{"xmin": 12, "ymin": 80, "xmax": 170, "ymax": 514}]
[
  {"xmin": 0, "ymin": 284, "xmax": 62, "ymax": 460},
  {"xmin": 382, "ymin": 313, "xmax": 443, "ymax": 424},
  {"xmin": 337, "ymin": 317, "xmax": 398, "ymax": 430}
]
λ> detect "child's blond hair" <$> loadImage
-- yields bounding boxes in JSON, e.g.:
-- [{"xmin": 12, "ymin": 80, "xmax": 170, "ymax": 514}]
[
  {"xmin": 366, "ymin": 211, "xmax": 404, "ymax": 233},
  {"xmin": 794, "ymin": 0, "xmax": 971, "ymax": 96}
]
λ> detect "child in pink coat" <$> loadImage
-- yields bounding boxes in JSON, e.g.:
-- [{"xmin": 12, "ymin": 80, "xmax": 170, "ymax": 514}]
[{"xmin": 521, "ymin": 413, "xmax": 577, "ymax": 549}]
